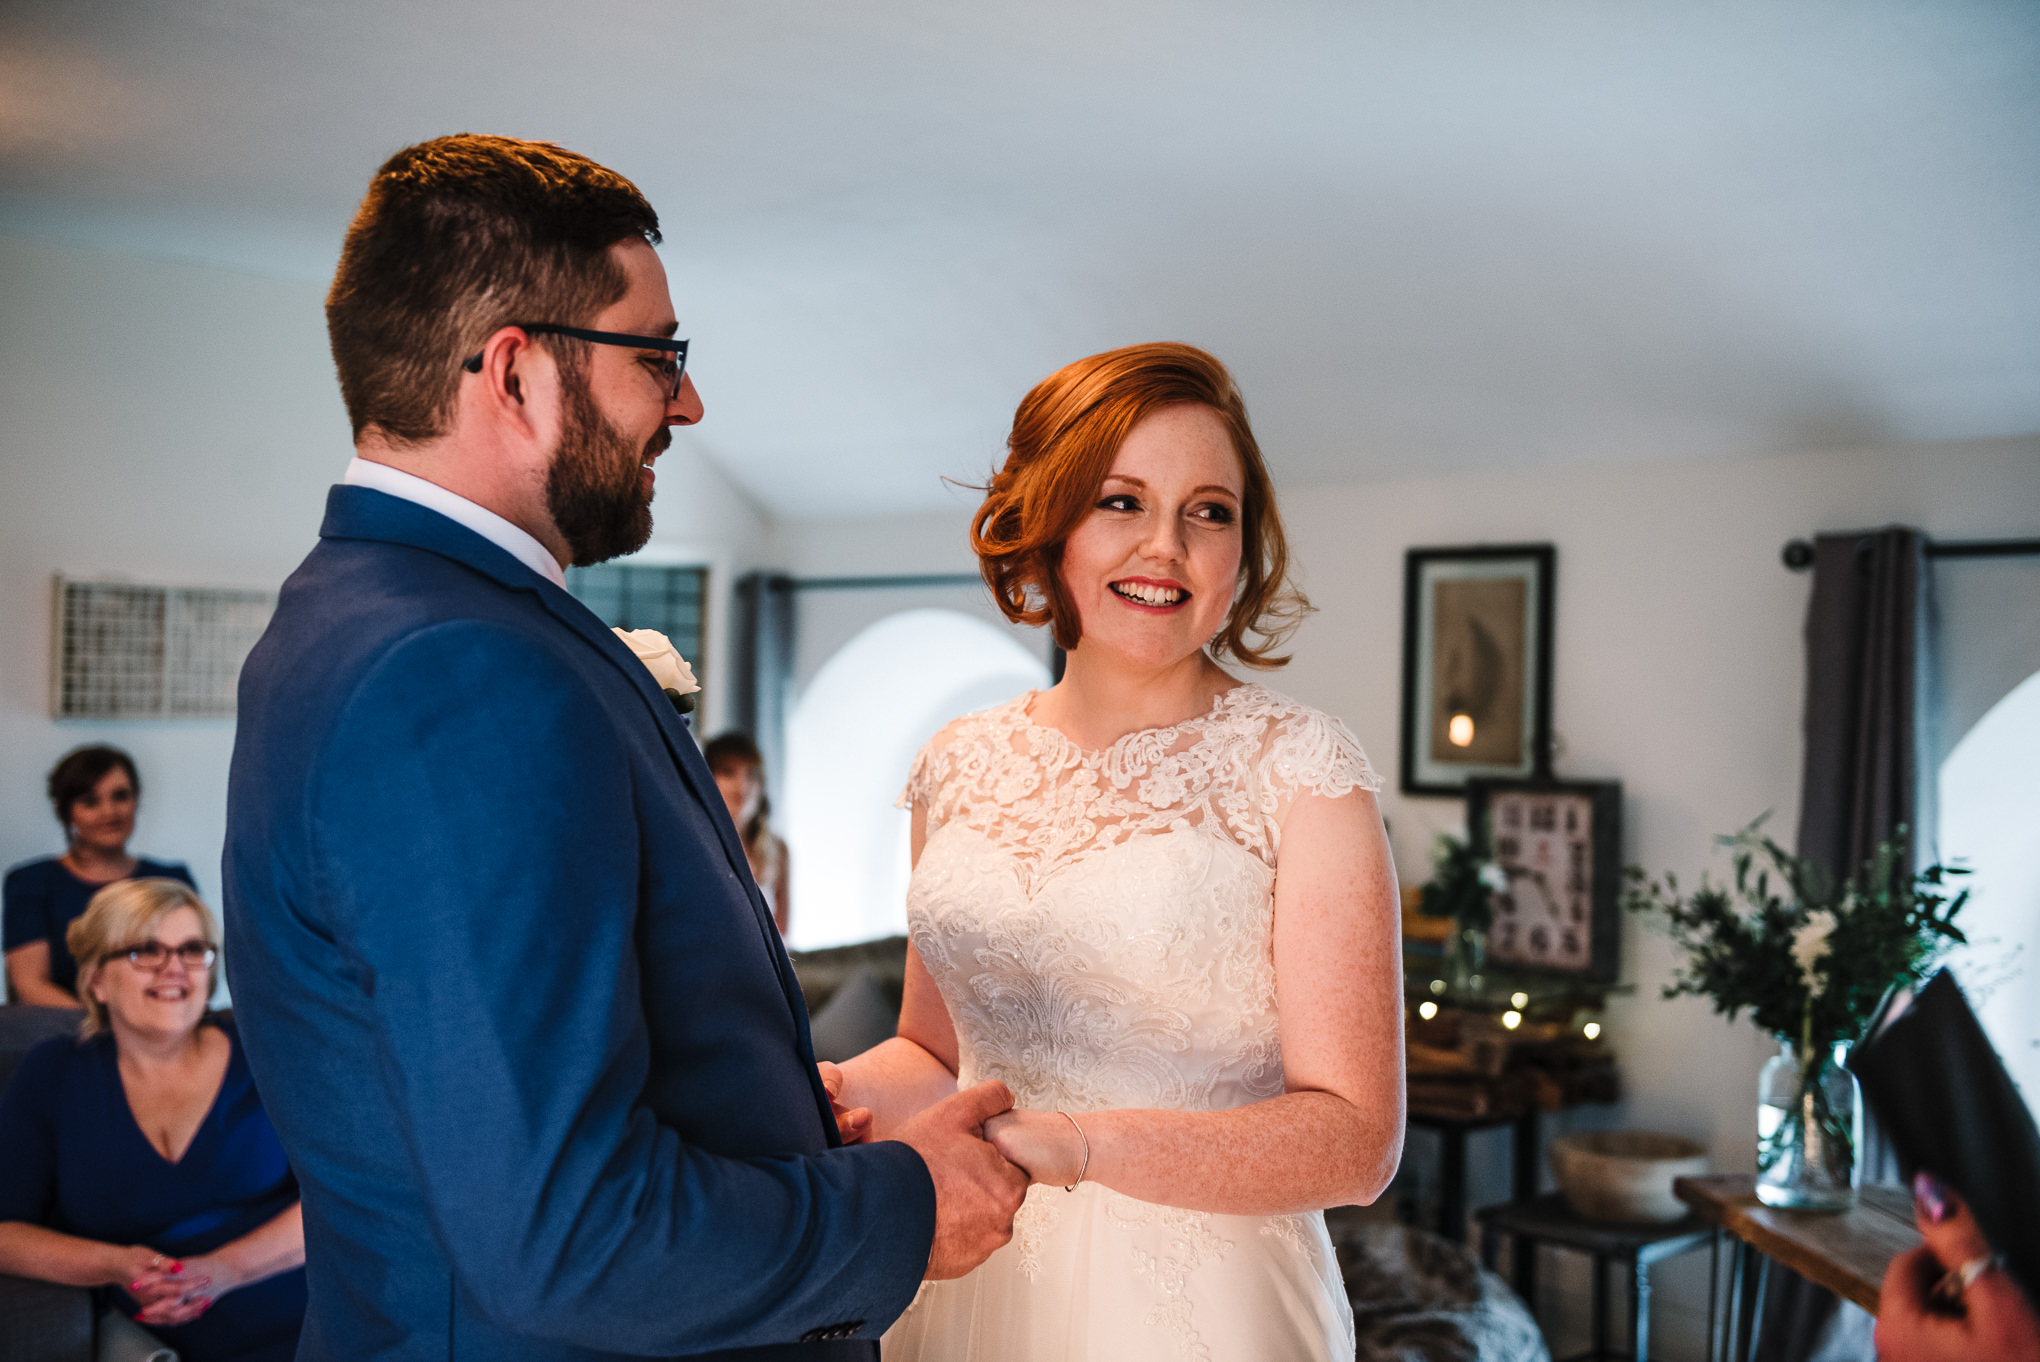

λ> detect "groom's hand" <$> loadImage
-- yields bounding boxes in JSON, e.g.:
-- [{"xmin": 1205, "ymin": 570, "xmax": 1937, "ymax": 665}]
[{"xmin": 896, "ymin": 1080, "xmax": 1028, "ymax": 1280}]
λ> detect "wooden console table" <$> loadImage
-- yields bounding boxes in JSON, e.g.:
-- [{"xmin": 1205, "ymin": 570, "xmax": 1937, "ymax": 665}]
[{"xmin": 1674, "ymin": 1174, "xmax": 1919, "ymax": 1362}]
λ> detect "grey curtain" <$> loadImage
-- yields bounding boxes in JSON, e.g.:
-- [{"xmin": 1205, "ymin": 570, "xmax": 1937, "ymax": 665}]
[
  {"xmin": 1796, "ymin": 527, "xmax": 1927, "ymax": 875},
  {"xmin": 1756, "ymin": 526, "xmax": 1926, "ymax": 1362},
  {"xmin": 730, "ymin": 572, "xmax": 796, "ymax": 801}
]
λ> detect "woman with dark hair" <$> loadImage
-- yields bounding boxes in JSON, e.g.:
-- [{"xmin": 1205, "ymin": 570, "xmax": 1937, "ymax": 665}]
[
  {"xmin": 5, "ymin": 747, "xmax": 196, "ymax": 1007},
  {"xmin": 827, "ymin": 342, "xmax": 1403, "ymax": 1360},
  {"xmin": 703, "ymin": 732, "xmax": 791, "ymax": 935}
]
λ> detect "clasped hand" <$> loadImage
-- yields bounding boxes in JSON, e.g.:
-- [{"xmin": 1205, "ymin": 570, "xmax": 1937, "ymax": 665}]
[
  {"xmin": 816, "ymin": 1065, "xmax": 1088, "ymax": 1279},
  {"xmin": 122, "ymin": 1246, "xmax": 235, "ymax": 1327},
  {"xmin": 817, "ymin": 1064, "xmax": 1087, "ymax": 1187}
]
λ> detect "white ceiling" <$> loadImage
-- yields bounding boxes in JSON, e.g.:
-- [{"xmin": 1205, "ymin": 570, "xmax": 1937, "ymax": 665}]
[{"xmin": 3, "ymin": 0, "xmax": 2036, "ymax": 516}]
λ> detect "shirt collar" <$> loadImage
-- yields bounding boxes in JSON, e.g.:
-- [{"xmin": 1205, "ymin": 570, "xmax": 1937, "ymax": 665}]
[{"xmin": 341, "ymin": 457, "xmax": 567, "ymax": 588}]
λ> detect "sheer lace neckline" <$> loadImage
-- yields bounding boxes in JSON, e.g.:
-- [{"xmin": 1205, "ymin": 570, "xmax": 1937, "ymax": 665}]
[
  {"xmin": 903, "ymin": 682, "xmax": 1380, "ymax": 886},
  {"xmin": 1014, "ymin": 681, "xmax": 1256, "ymax": 758}
]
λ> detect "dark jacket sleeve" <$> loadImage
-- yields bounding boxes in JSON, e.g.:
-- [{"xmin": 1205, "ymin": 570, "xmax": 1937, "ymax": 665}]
[{"xmin": 307, "ymin": 621, "xmax": 933, "ymax": 1353}]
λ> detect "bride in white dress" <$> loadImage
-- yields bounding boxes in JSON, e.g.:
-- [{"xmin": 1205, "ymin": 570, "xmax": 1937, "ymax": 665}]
[{"xmin": 828, "ymin": 342, "xmax": 1405, "ymax": 1361}]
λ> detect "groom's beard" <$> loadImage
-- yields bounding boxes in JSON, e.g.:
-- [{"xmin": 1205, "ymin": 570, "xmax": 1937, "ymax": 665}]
[{"xmin": 546, "ymin": 377, "xmax": 670, "ymax": 567}]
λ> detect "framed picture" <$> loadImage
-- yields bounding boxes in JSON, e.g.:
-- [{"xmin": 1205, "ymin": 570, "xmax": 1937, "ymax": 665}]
[
  {"xmin": 1468, "ymin": 779, "xmax": 1622, "ymax": 982},
  {"xmin": 1399, "ymin": 544, "xmax": 1555, "ymax": 796}
]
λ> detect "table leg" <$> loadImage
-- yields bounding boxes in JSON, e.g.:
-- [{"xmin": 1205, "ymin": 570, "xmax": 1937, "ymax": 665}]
[
  {"xmin": 1592, "ymin": 1252, "xmax": 1610, "ymax": 1362},
  {"xmin": 1438, "ymin": 1126, "xmax": 1468, "ymax": 1243},
  {"xmin": 1632, "ymin": 1253, "xmax": 1651, "ymax": 1362},
  {"xmin": 1743, "ymin": 1256, "xmax": 1770, "ymax": 1362},
  {"xmin": 1481, "ymin": 1221, "xmax": 1500, "ymax": 1273},
  {"xmin": 1706, "ymin": 1229, "xmax": 1721, "ymax": 1362},
  {"xmin": 1514, "ymin": 1107, "xmax": 1540, "ymax": 1199},
  {"xmin": 1724, "ymin": 1239, "xmax": 1746, "ymax": 1362}
]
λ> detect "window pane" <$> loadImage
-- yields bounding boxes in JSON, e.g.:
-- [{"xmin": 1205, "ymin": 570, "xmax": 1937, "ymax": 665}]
[{"xmin": 567, "ymin": 564, "xmax": 707, "ymax": 683}]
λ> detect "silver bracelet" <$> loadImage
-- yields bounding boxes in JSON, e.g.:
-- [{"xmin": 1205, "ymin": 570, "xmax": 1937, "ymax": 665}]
[{"xmin": 1059, "ymin": 1111, "xmax": 1090, "ymax": 1191}]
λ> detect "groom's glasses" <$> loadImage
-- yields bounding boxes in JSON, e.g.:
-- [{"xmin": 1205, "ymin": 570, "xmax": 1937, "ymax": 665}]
[{"xmin": 462, "ymin": 324, "xmax": 691, "ymax": 399}]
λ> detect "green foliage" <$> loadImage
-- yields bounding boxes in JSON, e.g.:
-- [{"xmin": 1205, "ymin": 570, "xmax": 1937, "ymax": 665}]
[
  {"xmin": 1623, "ymin": 817, "xmax": 1969, "ymax": 1052},
  {"xmin": 1418, "ymin": 828, "xmax": 1501, "ymax": 934}
]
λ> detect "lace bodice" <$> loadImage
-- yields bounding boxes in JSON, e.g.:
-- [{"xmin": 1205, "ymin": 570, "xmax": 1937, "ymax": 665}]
[{"xmin": 898, "ymin": 683, "xmax": 1381, "ymax": 1117}]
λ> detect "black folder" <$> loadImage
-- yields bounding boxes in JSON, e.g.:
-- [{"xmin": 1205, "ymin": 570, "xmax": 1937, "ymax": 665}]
[{"xmin": 1848, "ymin": 969, "xmax": 2040, "ymax": 1306}]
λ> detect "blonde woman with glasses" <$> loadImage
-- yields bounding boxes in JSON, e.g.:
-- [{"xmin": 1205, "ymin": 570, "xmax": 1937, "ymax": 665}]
[{"xmin": 0, "ymin": 879, "xmax": 305, "ymax": 1362}]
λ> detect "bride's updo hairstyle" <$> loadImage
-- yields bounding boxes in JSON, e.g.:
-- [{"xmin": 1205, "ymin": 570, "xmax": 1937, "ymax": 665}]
[{"xmin": 971, "ymin": 342, "xmax": 1309, "ymax": 668}]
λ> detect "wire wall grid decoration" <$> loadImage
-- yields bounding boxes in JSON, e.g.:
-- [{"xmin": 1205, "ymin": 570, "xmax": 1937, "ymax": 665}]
[{"xmin": 51, "ymin": 576, "xmax": 276, "ymax": 719}]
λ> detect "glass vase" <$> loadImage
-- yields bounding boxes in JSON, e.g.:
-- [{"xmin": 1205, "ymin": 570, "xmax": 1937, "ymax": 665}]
[
  {"xmin": 1756, "ymin": 1038, "xmax": 1860, "ymax": 1210},
  {"xmin": 1449, "ymin": 926, "xmax": 1486, "ymax": 997}
]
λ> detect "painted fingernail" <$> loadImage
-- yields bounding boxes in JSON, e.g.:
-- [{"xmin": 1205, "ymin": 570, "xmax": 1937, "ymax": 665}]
[
  {"xmin": 1915, "ymin": 1171, "xmax": 1950, "ymax": 1222},
  {"xmin": 170, "ymin": 1262, "xmax": 183, "ymax": 1273}
]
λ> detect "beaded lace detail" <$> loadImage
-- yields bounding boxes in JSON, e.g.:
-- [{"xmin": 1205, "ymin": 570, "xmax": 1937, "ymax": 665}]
[{"xmin": 895, "ymin": 684, "xmax": 1378, "ymax": 1357}]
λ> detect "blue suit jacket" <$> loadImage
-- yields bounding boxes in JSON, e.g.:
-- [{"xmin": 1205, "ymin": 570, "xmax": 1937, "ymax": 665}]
[{"xmin": 223, "ymin": 486, "xmax": 934, "ymax": 1360}]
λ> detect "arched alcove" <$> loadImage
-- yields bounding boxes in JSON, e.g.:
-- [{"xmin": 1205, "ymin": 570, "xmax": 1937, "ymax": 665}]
[
  {"xmin": 783, "ymin": 608, "xmax": 1049, "ymax": 949},
  {"xmin": 1939, "ymin": 668, "xmax": 2040, "ymax": 1112}
]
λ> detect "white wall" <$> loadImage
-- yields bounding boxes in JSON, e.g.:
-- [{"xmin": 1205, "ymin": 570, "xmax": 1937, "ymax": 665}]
[
  {"xmin": 1275, "ymin": 436, "xmax": 2039, "ymax": 1164},
  {"xmin": 0, "ymin": 233, "xmax": 768, "ymax": 975},
  {"xmin": 0, "ymin": 234, "xmax": 346, "ymax": 915}
]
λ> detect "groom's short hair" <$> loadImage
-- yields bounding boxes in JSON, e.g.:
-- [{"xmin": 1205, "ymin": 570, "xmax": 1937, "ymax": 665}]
[
  {"xmin": 326, "ymin": 133, "xmax": 661, "ymax": 446},
  {"xmin": 971, "ymin": 342, "xmax": 1307, "ymax": 669}
]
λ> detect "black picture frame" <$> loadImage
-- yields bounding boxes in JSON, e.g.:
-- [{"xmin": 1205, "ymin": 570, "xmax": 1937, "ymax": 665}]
[
  {"xmin": 1467, "ymin": 778, "xmax": 1622, "ymax": 983},
  {"xmin": 1399, "ymin": 543, "xmax": 1555, "ymax": 796}
]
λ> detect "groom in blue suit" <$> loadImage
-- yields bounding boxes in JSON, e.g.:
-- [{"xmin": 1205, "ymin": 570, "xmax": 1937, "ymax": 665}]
[{"xmin": 224, "ymin": 135, "xmax": 1024, "ymax": 1360}]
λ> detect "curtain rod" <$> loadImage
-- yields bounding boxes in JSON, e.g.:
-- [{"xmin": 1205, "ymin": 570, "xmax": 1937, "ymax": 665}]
[
  {"xmin": 770, "ymin": 572, "xmax": 984, "ymax": 592},
  {"xmin": 1781, "ymin": 536, "xmax": 2040, "ymax": 571}
]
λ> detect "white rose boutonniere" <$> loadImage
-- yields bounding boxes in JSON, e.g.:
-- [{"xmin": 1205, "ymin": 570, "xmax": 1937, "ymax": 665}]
[{"xmin": 613, "ymin": 627, "xmax": 700, "ymax": 713}]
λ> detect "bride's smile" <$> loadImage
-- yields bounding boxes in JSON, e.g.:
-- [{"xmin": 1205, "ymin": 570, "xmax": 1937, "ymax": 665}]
[{"xmin": 1060, "ymin": 402, "xmax": 1245, "ymax": 677}]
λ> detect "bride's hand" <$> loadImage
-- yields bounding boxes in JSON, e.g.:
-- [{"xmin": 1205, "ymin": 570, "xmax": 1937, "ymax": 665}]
[
  {"xmin": 983, "ymin": 1109, "xmax": 1088, "ymax": 1188},
  {"xmin": 817, "ymin": 1062, "xmax": 873, "ymax": 1145}
]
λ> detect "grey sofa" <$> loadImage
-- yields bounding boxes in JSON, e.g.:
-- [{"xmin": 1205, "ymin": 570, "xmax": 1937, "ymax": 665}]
[
  {"xmin": 788, "ymin": 935, "xmax": 908, "ymax": 1063},
  {"xmin": 0, "ymin": 1006, "xmax": 126, "ymax": 1361}
]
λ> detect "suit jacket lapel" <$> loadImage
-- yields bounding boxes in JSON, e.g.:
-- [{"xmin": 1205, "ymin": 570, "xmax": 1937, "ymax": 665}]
[
  {"xmin": 318, "ymin": 486, "xmax": 805, "ymax": 1011},
  {"xmin": 527, "ymin": 582, "xmax": 823, "ymax": 1096}
]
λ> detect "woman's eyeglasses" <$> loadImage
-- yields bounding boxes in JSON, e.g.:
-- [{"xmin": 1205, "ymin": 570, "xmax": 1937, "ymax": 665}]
[
  {"xmin": 461, "ymin": 323, "xmax": 690, "ymax": 399},
  {"xmin": 112, "ymin": 940, "xmax": 217, "ymax": 972}
]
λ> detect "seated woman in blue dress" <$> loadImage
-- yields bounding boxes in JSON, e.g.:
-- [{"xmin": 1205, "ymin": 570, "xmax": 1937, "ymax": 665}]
[
  {"xmin": 0, "ymin": 878, "xmax": 305, "ymax": 1361},
  {"xmin": 5, "ymin": 746, "xmax": 196, "ymax": 1007}
]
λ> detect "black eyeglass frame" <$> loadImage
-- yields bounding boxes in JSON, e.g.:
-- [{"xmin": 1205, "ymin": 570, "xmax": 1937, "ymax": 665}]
[
  {"xmin": 112, "ymin": 940, "xmax": 219, "ymax": 972},
  {"xmin": 462, "ymin": 324, "xmax": 690, "ymax": 399}
]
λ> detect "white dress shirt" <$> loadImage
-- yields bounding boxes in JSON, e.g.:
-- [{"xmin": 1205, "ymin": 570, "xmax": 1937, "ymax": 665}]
[{"xmin": 343, "ymin": 457, "xmax": 566, "ymax": 588}]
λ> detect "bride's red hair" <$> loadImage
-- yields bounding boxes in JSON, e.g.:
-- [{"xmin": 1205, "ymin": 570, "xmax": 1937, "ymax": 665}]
[{"xmin": 970, "ymin": 342, "xmax": 1309, "ymax": 668}]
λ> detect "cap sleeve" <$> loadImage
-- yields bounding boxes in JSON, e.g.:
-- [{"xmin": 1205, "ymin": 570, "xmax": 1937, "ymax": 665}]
[
  {"xmin": 896, "ymin": 736, "xmax": 942, "ymax": 813},
  {"xmin": 1257, "ymin": 702, "xmax": 1383, "ymax": 851}
]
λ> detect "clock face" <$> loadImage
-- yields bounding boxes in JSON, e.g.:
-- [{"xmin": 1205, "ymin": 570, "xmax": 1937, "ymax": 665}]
[{"xmin": 1487, "ymin": 789, "xmax": 1595, "ymax": 972}]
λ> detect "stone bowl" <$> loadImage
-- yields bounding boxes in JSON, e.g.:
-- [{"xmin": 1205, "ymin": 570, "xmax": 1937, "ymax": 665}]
[{"xmin": 1549, "ymin": 1131, "xmax": 1709, "ymax": 1224}]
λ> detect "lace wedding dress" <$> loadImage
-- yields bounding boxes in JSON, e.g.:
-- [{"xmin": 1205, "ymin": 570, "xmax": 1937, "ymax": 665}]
[{"xmin": 883, "ymin": 683, "xmax": 1382, "ymax": 1362}]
